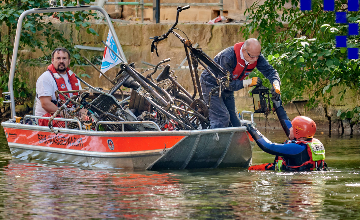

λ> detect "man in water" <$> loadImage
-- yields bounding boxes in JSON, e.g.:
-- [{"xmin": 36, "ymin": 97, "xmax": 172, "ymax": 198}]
[{"xmin": 246, "ymin": 116, "xmax": 327, "ymax": 171}]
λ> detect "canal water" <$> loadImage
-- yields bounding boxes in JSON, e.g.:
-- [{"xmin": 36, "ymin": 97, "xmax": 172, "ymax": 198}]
[{"xmin": 0, "ymin": 126, "xmax": 359, "ymax": 219}]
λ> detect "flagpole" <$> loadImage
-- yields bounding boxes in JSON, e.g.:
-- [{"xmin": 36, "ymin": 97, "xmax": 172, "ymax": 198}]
[
  {"xmin": 82, "ymin": 55, "xmax": 116, "ymax": 84},
  {"xmin": 102, "ymin": 10, "xmax": 127, "ymax": 64}
]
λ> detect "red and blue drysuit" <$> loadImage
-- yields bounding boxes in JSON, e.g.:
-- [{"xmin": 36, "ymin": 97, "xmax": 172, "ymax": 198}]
[
  {"xmin": 200, "ymin": 42, "xmax": 281, "ymax": 128},
  {"xmin": 247, "ymin": 126, "xmax": 327, "ymax": 171},
  {"xmin": 247, "ymin": 103, "xmax": 327, "ymax": 171}
]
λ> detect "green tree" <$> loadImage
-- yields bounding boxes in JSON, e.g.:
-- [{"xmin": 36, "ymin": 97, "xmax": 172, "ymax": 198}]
[
  {"xmin": 0, "ymin": 0, "xmax": 97, "ymax": 107},
  {"xmin": 242, "ymin": 0, "xmax": 360, "ymax": 134}
]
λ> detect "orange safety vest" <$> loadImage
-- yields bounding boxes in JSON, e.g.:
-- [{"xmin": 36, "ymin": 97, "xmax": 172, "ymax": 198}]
[
  {"xmin": 47, "ymin": 64, "xmax": 79, "ymax": 101},
  {"xmin": 232, "ymin": 42, "xmax": 257, "ymax": 80}
]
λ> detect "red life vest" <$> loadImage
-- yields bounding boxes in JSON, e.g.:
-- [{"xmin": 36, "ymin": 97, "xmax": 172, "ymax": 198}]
[
  {"xmin": 38, "ymin": 65, "xmax": 80, "ymax": 127},
  {"xmin": 275, "ymin": 138, "xmax": 326, "ymax": 171},
  {"xmin": 47, "ymin": 64, "xmax": 79, "ymax": 101},
  {"xmin": 232, "ymin": 42, "xmax": 257, "ymax": 80}
]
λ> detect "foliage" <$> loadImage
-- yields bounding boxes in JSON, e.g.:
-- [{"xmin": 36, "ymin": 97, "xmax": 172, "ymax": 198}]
[
  {"xmin": 242, "ymin": 0, "xmax": 360, "ymax": 123},
  {"xmin": 0, "ymin": 0, "xmax": 98, "ymax": 106}
]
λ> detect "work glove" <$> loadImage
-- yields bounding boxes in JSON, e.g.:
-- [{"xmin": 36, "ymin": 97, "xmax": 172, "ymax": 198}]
[
  {"xmin": 271, "ymin": 80, "xmax": 281, "ymax": 101},
  {"xmin": 243, "ymin": 77, "xmax": 262, "ymax": 88}
]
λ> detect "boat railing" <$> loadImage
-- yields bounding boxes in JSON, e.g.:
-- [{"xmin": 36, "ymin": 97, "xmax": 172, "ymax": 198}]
[
  {"xmin": 240, "ymin": 111, "xmax": 254, "ymax": 124},
  {"xmin": 96, "ymin": 121, "xmax": 161, "ymax": 132},
  {"xmin": 23, "ymin": 115, "xmax": 83, "ymax": 130},
  {"xmin": 22, "ymin": 115, "xmax": 161, "ymax": 132}
]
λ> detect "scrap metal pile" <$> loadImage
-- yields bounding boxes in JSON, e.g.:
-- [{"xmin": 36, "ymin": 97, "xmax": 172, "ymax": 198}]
[{"xmin": 48, "ymin": 6, "xmax": 233, "ymax": 132}]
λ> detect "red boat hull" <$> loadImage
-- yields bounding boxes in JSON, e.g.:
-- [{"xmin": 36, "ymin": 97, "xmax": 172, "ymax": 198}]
[{"xmin": 2, "ymin": 122, "xmax": 252, "ymax": 170}]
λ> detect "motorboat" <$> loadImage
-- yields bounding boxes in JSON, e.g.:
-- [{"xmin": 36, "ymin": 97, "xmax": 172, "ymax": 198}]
[{"xmin": 1, "ymin": 3, "xmax": 253, "ymax": 170}]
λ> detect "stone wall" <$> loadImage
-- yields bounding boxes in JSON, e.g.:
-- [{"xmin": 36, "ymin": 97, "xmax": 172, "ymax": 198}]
[
  {"xmin": 21, "ymin": 22, "xmax": 256, "ymax": 91},
  {"xmin": 101, "ymin": 0, "xmax": 293, "ymax": 23},
  {"xmin": 17, "ymin": 22, "xmax": 360, "ymax": 134}
]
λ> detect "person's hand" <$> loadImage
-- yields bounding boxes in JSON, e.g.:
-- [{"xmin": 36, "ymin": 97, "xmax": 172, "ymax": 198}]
[
  {"xmin": 245, "ymin": 123, "xmax": 253, "ymax": 131},
  {"xmin": 271, "ymin": 80, "xmax": 281, "ymax": 101},
  {"xmin": 221, "ymin": 77, "xmax": 232, "ymax": 91},
  {"xmin": 243, "ymin": 77, "xmax": 262, "ymax": 88}
]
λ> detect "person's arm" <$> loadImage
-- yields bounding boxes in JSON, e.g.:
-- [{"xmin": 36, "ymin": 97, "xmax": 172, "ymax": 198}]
[
  {"xmin": 39, "ymin": 96, "xmax": 59, "ymax": 114},
  {"xmin": 36, "ymin": 72, "xmax": 59, "ymax": 115},
  {"xmin": 256, "ymin": 55, "xmax": 282, "ymax": 100},
  {"xmin": 272, "ymin": 99, "xmax": 292, "ymax": 137},
  {"xmin": 214, "ymin": 49, "xmax": 246, "ymax": 91},
  {"xmin": 256, "ymin": 55, "xmax": 291, "ymax": 136},
  {"xmin": 247, "ymin": 124, "xmax": 305, "ymax": 157},
  {"xmin": 256, "ymin": 55, "xmax": 280, "ymax": 85}
]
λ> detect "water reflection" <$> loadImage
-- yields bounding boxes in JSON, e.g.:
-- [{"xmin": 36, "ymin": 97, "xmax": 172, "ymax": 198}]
[
  {"xmin": 230, "ymin": 172, "xmax": 329, "ymax": 219},
  {"xmin": 0, "ymin": 128, "xmax": 359, "ymax": 219},
  {"xmin": 1, "ymin": 162, "xmax": 184, "ymax": 219}
]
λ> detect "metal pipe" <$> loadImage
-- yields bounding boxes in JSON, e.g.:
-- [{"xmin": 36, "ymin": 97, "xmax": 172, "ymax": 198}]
[
  {"xmin": 190, "ymin": 54, "xmax": 204, "ymax": 101},
  {"xmin": 240, "ymin": 111, "xmax": 254, "ymax": 124},
  {"xmin": 105, "ymin": 1, "xmax": 152, "ymax": 6},
  {"xmin": 8, "ymin": 10, "xmax": 27, "ymax": 119},
  {"xmin": 122, "ymin": 64, "xmax": 169, "ymax": 107},
  {"xmin": 81, "ymin": 55, "xmax": 115, "ymax": 84},
  {"xmin": 140, "ymin": 0, "xmax": 144, "ymax": 23},
  {"xmin": 153, "ymin": 0, "xmax": 160, "ymax": 23},
  {"xmin": 160, "ymin": 3, "xmax": 221, "ymax": 6},
  {"xmin": 115, "ymin": 0, "xmax": 120, "ymax": 13},
  {"xmin": 102, "ymin": 1, "xmax": 224, "ymax": 23},
  {"xmin": 75, "ymin": 75, "xmax": 108, "ymax": 95},
  {"xmin": 101, "ymin": 2, "xmax": 222, "ymax": 7},
  {"xmin": 219, "ymin": 0, "xmax": 223, "ymax": 17},
  {"xmin": 97, "ymin": 0, "xmax": 106, "ymax": 7},
  {"xmin": 96, "ymin": 120, "xmax": 161, "ymax": 131},
  {"xmin": 183, "ymin": 45, "xmax": 197, "ymax": 100}
]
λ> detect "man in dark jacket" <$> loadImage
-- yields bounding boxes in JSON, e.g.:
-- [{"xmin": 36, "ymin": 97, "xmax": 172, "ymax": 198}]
[{"xmin": 200, "ymin": 38, "xmax": 281, "ymax": 128}]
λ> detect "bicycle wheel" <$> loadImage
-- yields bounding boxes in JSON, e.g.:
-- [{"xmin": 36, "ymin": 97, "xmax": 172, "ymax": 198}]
[
  {"xmin": 172, "ymin": 98, "xmax": 209, "ymax": 129},
  {"xmin": 144, "ymin": 96, "xmax": 194, "ymax": 130}
]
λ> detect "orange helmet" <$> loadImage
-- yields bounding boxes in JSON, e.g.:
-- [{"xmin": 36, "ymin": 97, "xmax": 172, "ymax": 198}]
[{"xmin": 291, "ymin": 116, "xmax": 316, "ymax": 139}]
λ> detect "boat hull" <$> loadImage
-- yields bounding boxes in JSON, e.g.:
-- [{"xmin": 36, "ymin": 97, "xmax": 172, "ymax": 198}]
[{"xmin": 2, "ymin": 122, "xmax": 252, "ymax": 170}]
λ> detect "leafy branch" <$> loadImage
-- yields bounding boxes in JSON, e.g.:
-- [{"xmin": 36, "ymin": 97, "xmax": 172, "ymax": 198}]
[
  {"xmin": 241, "ymin": 0, "xmax": 360, "ymax": 127},
  {"xmin": 0, "ymin": 0, "xmax": 98, "ymax": 105}
]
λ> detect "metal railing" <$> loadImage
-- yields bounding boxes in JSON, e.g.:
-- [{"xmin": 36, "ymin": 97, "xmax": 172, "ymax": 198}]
[
  {"xmin": 23, "ymin": 115, "xmax": 83, "ymax": 130},
  {"xmin": 96, "ymin": 121, "xmax": 161, "ymax": 131},
  {"xmin": 97, "ymin": 0, "xmax": 224, "ymax": 23}
]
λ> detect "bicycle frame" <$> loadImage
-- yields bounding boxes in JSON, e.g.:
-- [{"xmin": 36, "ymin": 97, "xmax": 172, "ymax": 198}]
[{"xmin": 150, "ymin": 6, "xmax": 232, "ymax": 104}]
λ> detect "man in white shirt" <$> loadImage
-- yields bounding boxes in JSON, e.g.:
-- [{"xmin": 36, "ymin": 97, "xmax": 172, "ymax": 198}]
[{"xmin": 35, "ymin": 48, "xmax": 82, "ymax": 117}]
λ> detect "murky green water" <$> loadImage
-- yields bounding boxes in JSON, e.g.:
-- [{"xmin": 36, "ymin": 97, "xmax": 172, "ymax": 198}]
[{"xmin": 0, "ymin": 127, "xmax": 359, "ymax": 219}]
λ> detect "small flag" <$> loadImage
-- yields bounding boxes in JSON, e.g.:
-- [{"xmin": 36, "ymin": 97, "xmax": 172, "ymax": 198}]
[{"xmin": 100, "ymin": 30, "xmax": 122, "ymax": 76}]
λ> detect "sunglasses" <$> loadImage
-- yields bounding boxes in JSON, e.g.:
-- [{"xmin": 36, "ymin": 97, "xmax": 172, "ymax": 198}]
[{"xmin": 244, "ymin": 48, "xmax": 261, "ymax": 59}]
